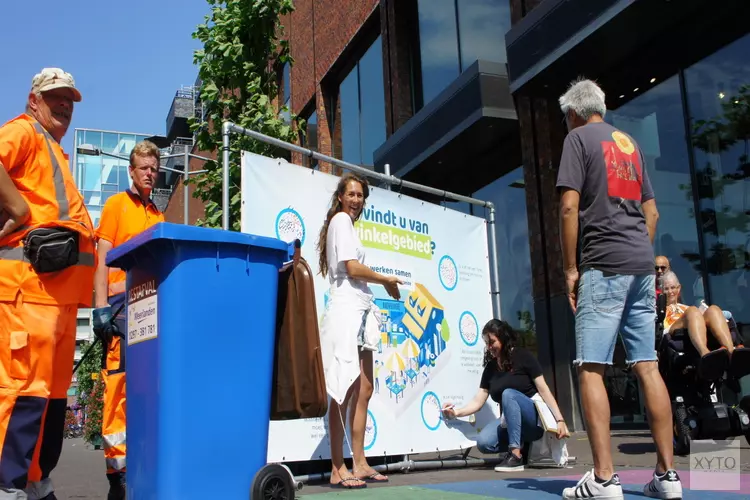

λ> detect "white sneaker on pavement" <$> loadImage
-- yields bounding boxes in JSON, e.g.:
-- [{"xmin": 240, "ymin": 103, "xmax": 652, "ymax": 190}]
[
  {"xmin": 562, "ymin": 469, "xmax": 624, "ymax": 499},
  {"xmin": 643, "ymin": 469, "xmax": 682, "ymax": 499}
]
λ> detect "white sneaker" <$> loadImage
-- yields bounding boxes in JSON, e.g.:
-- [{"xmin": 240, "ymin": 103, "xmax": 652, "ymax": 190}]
[
  {"xmin": 644, "ymin": 469, "xmax": 683, "ymax": 499},
  {"xmin": 562, "ymin": 469, "xmax": 624, "ymax": 499}
]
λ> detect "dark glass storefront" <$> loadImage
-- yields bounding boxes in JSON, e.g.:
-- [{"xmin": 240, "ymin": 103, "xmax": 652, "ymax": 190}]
[
  {"xmin": 501, "ymin": 0, "xmax": 750, "ymax": 429},
  {"xmin": 321, "ymin": 0, "xmax": 749, "ymax": 430},
  {"xmin": 442, "ymin": 167, "xmax": 538, "ymax": 356},
  {"xmin": 592, "ymin": 32, "xmax": 750, "ymax": 425}
]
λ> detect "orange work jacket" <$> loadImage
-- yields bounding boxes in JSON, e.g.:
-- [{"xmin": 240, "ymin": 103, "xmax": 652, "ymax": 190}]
[
  {"xmin": 0, "ymin": 114, "xmax": 96, "ymax": 307},
  {"xmin": 95, "ymin": 188, "xmax": 164, "ymax": 296}
]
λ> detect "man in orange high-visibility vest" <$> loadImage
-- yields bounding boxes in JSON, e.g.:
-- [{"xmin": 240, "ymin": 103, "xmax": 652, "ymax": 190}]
[
  {"xmin": 0, "ymin": 68, "xmax": 96, "ymax": 500},
  {"xmin": 93, "ymin": 140, "xmax": 165, "ymax": 500}
]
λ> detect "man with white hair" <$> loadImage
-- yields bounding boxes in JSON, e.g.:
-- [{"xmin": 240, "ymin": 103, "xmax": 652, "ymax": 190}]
[{"xmin": 556, "ymin": 78, "xmax": 682, "ymax": 500}]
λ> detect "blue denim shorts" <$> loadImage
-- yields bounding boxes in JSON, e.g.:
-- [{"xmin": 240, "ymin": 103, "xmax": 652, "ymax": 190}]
[{"xmin": 574, "ymin": 268, "xmax": 658, "ymax": 366}]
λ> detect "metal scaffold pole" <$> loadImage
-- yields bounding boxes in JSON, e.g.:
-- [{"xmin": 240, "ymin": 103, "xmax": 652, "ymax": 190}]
[{"xmin": 221, "ymin": 121, "xmax": 502, "ymax": 319}]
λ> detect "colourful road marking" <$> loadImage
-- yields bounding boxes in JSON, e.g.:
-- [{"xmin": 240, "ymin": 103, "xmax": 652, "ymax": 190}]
[
  {"xmin": 302, "ymin": 470, "xmax": 750, "ymax": 499},
  {"xmin": 302, "ymin": 485, "xmax": 505, "ymax": 499}
]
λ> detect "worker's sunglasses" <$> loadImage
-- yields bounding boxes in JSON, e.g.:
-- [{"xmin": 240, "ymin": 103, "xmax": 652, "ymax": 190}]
[{"xmin": 655, "ymin": 265, "xmax": 667, "ymax": 272}]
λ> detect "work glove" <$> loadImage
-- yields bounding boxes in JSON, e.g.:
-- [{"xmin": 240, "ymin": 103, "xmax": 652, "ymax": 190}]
[{"xmin": 92, "ymin": 306, "xmax": 121, "ymax": 345}]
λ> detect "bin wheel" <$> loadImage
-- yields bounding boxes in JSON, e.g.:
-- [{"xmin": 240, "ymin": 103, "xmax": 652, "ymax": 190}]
[{"xmin": 251, "ymin": 463, "xmax": 294, "ymax": 500}]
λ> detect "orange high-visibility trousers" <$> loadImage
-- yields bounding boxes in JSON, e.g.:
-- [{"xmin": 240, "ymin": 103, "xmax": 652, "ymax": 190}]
[
  {"xmin": 101, "ymin": 292, "xmax": 127, "ymax": 476},
  {"xmin": 0, "ymin": 293, "xmax": 77, "ymax": 498}
]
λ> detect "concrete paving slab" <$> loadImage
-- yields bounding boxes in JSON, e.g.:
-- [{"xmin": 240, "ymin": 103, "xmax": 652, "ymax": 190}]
[{"xmin": 49, "ymin": 430, "xmax": 750, "ymax": 499}]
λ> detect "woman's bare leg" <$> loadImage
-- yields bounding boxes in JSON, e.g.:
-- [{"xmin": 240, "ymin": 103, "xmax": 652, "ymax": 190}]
[
  {"xmin": 672, "ymin": 307, "xmax": 710, "ymax": 356},
  {"xmin": 329, "ymin": 385, "xmax": 364, "ymax": 486},
  {"xmin": 704, "ymin": 305, "xmax": 735, "ymax": 355},
  {"xmin": 351, "ymin": 350, "xmax": 387, "ymax": 481}
]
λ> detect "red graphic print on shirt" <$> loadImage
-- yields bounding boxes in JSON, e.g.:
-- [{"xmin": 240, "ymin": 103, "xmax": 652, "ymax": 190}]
[{"xmin": 602, "ymin": 131, "xmax": 642, "ymax": 201}]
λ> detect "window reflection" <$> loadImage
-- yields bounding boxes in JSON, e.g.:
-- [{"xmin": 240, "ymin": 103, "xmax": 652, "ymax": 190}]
[
  {"xmin": 685, "ymin": 33, "xmax": 750, "ymax": 323},
  {"xmin": 359, "ymin": 39, "xmax": 387, "ymax": 166},
  {"xmin": 281, "ymin": 62, "xmax": 291, "ymax": 124},
  {"xmin": 302, "ymin": 110, "xmax": 319, "ymax": 169},
  {"xmin": 334, "ymin": 36, "xmax": 387, "ymax": 169},
  {"xmin": 417, "ymin": 0, "xmax": 460, "ymax": 106},
  {"xmin": 117, "ymin": 134, "xmax": 136, "ymax": 156},
  {"xmin": 414, "ymin": 0, "xmax": 512, "ymax": 109},
  {"xmin": 283, "ymin": 62, "xmax": 291, "ymax": 105},
  {"xmin": 457, "ymin": 0, "xmax": 511, "ymax": 70},
  {"xmin": 473, "ymin": 167, "xmax": 536, "ymax": 354},
  {"xmin": 85, "ymin": 131, "xmax": 102, "ymax": 149},
  {"xmin": 606, "ymin": 75, "xmax": 704, "ymax": 307},
  {"xmin": 339, "ymin": 68, "xmax": 361, "ymax": 165},
  {"xmin": 102, "ymin": 132, "xmax": 119, "ymax": 153}
]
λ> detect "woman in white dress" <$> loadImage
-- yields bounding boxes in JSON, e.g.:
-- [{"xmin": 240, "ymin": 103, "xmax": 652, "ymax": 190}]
[{"xmin": 316, "ymin": 173, "xmax": 403, "ymax": 489}]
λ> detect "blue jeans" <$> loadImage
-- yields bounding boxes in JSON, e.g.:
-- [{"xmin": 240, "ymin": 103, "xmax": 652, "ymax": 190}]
[
  {"xmin": 575, "ymin": 268, "xmax": 658, "ymax": 366},
  {"xmin": 476, "ymin": 389, "xmax": 544, "ymax": 453}
]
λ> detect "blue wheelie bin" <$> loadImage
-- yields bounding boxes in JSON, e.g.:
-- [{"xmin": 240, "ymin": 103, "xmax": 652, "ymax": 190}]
[{"xmin": 106, "ymin": 222, "xmax": 295, "ymax": 500}]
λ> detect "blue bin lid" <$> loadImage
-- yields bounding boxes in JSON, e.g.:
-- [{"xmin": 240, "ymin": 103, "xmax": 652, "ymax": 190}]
[{"xmin": 106, "ymin": 222, "xmax": 290, "ymax": 269}]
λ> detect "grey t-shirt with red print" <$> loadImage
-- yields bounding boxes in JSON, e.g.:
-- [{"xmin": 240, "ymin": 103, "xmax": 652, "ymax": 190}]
[{"xmin": 556, "ymin": 121, "xmax": 656, "ymax": 276}]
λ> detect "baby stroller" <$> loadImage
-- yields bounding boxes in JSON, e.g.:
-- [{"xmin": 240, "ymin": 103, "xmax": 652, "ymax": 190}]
[{"xmin": 655, "ymin": 293, "xmax": 750, "ymax": 455}]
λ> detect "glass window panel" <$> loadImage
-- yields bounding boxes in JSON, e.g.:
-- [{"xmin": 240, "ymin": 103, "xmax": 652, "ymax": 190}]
[
  {"xmin": 73, "ymin": 157, "xmax": 85, "ymax": 186},
  {"xmin": 457, "ymin": 0, "xmax": 511, "ymax": 70},
  {"xmin": 306, "ymin": 111, "xmax": 318, "ymax": 149},
  {"xmin": 358, "ymin": 36, "xmax": 387, "ymax": 167},
  {"xmin": 473, "ymin": 168, "xmax": 536, "ymax": 354},
  {"xmin": 85, "ymin": 131, "xmax": 102, "ymax": 148},
  {"xmin": 118, "ymin": 166, "xmax": 131, "ymax": 191},
  {"xmin": 75, "ymin": 130, "xmax": 85, "ymax": 147},
  {"xmin": 685, "ymin": 33, "xmax": 750, "ymax": 323},
  {"xmin": 82, "ymin": 161, "xmax": 102, "ymax": 191},
  {"xmin": 305, "ymin": 111, "xmax": 319, "ymax": 169},
  {"xmin": 102, "ymin": 132, "xmax": 119, "ymax": 153},
  {"xmin": 105, "ymin": 163, "xmax": 120, "ymax": 185},
  {"xmin": 283, "ymin": 62, "xmax": 291, "ymax": 105},
  {"xmin": 117, "ymin": 134, "xmax": 137, "ymax": 156},
  {"xmin": 339, "ymin": 66, "xmax": 361, "ymax": 165},
  {"xmin": 417, "ymin": 0, "xmax": 460, "ymax": 106},
  {"xmin": 606, "ymin": 74, "xmax": 704, "ymax": 307}
]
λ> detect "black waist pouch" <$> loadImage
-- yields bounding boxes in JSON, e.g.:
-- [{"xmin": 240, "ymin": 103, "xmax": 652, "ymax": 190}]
[{"xmin": 23, "ymin": 227, "xmax": 80, "ymax": 273}]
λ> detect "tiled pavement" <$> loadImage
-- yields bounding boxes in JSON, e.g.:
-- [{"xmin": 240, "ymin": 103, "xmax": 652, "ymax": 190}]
[
  {"xmin": 50, "ymin": 438, "xmax": 109, "ymax": 499},
  {"xmin": 50, "ymin": 431, "xmax": 750, "ymax": 498}
]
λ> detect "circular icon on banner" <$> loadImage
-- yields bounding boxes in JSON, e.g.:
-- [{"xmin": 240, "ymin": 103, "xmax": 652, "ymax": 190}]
[
  {"xmin": 364, "ymin": 410, "xmax": 377, "ymax": 451},
  {"xmin": 459, "ymin": 311, "xmax": 479, "ymax": 347},
  {"xmin": 612, "ymin": 131, "xmax": 635, "ymax": 155},
  {"xmin": 421, "ymin": 391, "xmax": 442, "ymax": 431},
  {"xmin": 438, "ymin": 255, "xmax": 458, "ymax": 291},
  {"xmin": 275, "ymin": 208, "xmax": 305, "ymax": 246}
]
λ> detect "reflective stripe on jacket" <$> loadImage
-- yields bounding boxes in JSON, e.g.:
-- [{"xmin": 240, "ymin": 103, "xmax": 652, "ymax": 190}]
[{"xmin": 0, "ymin": 114, "xmax": 96, "ymax": 306}]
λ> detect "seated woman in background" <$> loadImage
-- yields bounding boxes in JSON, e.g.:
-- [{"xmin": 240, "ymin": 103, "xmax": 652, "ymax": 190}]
[
  {"xmin": 441, "ymin": 319, "xmax": 569, "ymax": 472},
  {"xmin": 661, "ymin": 270, "xmax": 740, "ymax": 380}
]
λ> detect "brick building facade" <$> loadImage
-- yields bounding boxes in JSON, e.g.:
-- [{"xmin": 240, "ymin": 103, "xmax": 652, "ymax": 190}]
[{"xmin": 165, "ymin": 0, "xmax": 750, "ymax": 431}]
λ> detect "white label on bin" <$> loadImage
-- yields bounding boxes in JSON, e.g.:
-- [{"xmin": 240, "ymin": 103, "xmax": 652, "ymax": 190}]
[{"xmin": 128, "ymin": 279, "xmax": 157, "ymax": 345}]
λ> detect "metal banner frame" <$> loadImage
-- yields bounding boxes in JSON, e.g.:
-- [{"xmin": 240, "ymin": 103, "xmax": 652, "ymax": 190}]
[{"xmin": 220, "ymin": 120, "xmax": 501, "ymax": 320}]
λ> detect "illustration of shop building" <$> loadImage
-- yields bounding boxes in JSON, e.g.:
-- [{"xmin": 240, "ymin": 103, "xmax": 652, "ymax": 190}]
[{"xmin": 401, "ymin": 284, "xmax": 446, "ymax": 368}]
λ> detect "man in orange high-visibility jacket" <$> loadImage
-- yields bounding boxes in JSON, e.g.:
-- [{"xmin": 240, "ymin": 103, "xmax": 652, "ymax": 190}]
[
  {"xmin": 93, "ymin": 140, "xmax": 165, "ymax": 500},
  {"xmin": 0, "ymin": 68, "xmax": 95, "ymax": 500}
]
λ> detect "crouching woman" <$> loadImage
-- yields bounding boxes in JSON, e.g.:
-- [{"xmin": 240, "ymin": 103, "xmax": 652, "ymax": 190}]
[{"xmin": 442, "ymin": 319, "xmax": 569, "ymax": 471}]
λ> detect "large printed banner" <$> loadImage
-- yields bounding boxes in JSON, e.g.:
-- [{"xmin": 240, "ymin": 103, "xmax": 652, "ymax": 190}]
[{"xmin": 239, "ymin": 152, "xmax": 499, "ymax": 463}]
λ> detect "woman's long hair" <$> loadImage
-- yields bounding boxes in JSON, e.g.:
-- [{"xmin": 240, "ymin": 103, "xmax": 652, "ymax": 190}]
[
  {"xmin": 482, "ymin": 319, "xmax": 518, "ymax": 371},
  {"xmin": 316, "ymin": 172, "xmax": 370, "ymax": 278}
]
